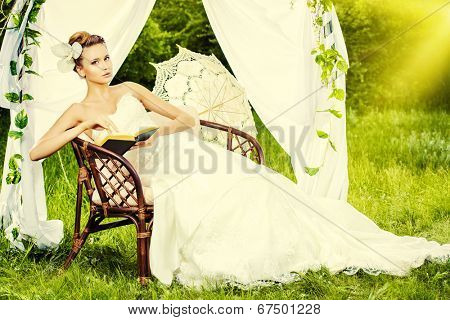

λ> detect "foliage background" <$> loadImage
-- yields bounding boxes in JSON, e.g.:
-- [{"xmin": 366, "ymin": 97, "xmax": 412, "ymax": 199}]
[{"xmin": 1, "ymin": 0, "xmax": 448, "ymax": 162}]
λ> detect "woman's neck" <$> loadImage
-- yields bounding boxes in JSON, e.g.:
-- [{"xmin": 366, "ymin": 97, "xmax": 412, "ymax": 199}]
[{"xmin": 85, "ymin": 80, "xmax": 113, "ymax": 102}]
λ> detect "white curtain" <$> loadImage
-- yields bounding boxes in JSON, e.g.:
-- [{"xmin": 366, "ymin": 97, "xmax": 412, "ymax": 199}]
[
  {"xmin": 0, "ymin": 0, "xmax": 350, "ymax": 250},
  {"xmin": 202, "ymin": 0, "xmax": 350, "ymax": 200},
  {"xmin": 0, "ymin": 0, "xmax": 156, "ymax": 250}
]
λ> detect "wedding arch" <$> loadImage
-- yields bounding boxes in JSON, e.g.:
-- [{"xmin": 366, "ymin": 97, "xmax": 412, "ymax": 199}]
[{"xmin": 0, "ymin": 0, "xmax": 349, "ymax": 250}]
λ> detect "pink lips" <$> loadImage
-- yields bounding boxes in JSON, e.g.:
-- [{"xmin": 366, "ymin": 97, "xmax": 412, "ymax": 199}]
[{"xmin": 103, "ymin": 72, "xmax": 111, "ymax": 77}]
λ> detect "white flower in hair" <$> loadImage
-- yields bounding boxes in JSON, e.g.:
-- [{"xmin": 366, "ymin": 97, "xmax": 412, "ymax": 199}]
[{"xmin": 50, "ymin": 42, "xmax": 83, "ymax": 73}]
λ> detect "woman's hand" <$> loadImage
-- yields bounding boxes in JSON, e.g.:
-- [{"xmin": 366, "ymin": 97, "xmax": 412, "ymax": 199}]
[
  {"xmin": 130, "ymin": 128, "xmax": 160, "ymax": 150},
  {"xmin": 82, "ymin": 114, "xmax": 120, "ymax": 133},
  {"xmin": 129, "ymin": 112, "xmax": 197, "ymax": 151}
]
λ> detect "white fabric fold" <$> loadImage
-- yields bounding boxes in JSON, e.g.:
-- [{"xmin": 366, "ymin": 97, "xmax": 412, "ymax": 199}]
[
  {"xmin": 202, "ymin": 0, "xmax": 350, "ymax": 200},
  {"xmin": 0, "ymin": 0, "xmax": 156, "ymax": 250}
]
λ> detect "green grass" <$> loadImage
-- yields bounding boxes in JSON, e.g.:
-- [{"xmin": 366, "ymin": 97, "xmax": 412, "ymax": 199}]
[{"xmin": 0, "ymin": 105, "xmax": 448, "ymax": 299}]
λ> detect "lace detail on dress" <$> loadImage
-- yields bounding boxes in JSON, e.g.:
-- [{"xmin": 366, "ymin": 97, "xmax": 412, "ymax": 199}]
[
  {"xmin": 174, "ymin": 253, "xmax": 450, "ymax": 290},
  {"xmin": 341, "ymin": 252, "xmax": 450, "ymax": 276}
]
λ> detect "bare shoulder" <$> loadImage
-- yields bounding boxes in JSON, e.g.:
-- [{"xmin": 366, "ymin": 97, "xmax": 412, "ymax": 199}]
[
  {"xmin": 121, "ymin": 81, "xmax": 140, "ymax": 90},
  {"xmin": 68, "ymin": 103, "xmax": 93, "ymax": 140},
  {"xmin": 63, "ymin": 102, "xmax": 83, "ymax": 119},
  {"xmin": 120, "ymin": 81, "xmax": 153, "ymax": 99},
  {"xmin": 68, "ymin": 102, "xmax": 89, "ymax": 123}
]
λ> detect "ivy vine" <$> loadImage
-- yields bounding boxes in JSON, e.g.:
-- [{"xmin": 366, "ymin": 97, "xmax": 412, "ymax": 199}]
[
  {"xmin": 3, "ymin": 0, "xmax": 45, "ymax": 185},
  {"xmin": 304, "ymin": 0, "xmax": 349, "ymax": 176}
]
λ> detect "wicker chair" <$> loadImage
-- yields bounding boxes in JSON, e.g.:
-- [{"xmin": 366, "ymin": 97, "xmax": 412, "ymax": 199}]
[{"xmin": 62, "ymin": 119, "xmax": 265, "ymax": 285}]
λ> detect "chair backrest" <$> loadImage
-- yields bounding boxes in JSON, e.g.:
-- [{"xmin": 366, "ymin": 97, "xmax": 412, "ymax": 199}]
[
  {"xmin": 71, "ymin": 137, "xmax": 146, "ymax": 210},
  {"xmin": 200, "ymin": 120, "xmax": 265, "ymax": 165},
  {"xmin": 71, "ymin": 122, "xmax": 264, "ymax": 211}
]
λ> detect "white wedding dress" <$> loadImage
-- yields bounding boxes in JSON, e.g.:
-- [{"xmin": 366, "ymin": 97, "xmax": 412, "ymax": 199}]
[{"xmin": 91, "ymin": 92, "xmax": 450, "ymax": 289}]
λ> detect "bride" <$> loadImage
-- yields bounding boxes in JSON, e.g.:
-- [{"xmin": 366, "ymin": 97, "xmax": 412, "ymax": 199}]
[{"xmin": 29, "ymin": 32, "xmax": 450, "ymax": 289}]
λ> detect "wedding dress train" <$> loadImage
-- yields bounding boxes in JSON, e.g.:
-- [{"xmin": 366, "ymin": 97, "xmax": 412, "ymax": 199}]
[{"xmin": 91, "ymin": 92, "xmax": 450, "ymax": 289}]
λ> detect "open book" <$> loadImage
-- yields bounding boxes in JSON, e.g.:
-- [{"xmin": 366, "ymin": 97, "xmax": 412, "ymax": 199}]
[{"xmin": 93, "ymin": 116, "xmax": 159, "ymax": 155}]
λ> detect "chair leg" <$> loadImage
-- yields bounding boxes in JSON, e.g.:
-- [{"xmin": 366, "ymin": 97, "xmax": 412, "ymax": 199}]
[
  {"xmin": 73, "ymin": 181, "xmax": 83, "ymax": 241},
  {"xmin": 145, "ymin": 221, "xmax": 153, "ymax": 280},
  {"xmin": 62, "ymin": 181, "xmax": 85, "ymax": 270},
  {"xmin": 136, "ymin": 216, "xmax": 152, "ymax": 285},
  {"xmin": 62, "ymin": 212, "xmax": 99, "ymax": 270},
  {"xmin": 62, "ymin": 226, "xmax": 90, "ymax": 270}
]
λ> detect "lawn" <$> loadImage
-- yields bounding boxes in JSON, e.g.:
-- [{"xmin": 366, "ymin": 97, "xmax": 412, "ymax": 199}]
[{"xmin": 0, "ymin": 105, "xmax": 448, "ymax": 299}]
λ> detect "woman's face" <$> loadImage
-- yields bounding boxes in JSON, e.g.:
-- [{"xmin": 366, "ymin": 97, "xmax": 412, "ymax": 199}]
[{"xmin": 76, "ymin": 43, "xmax": 113, "ymax": 83}]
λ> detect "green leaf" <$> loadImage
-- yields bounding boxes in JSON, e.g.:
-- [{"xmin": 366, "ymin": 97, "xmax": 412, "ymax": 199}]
[
  {"xmin": 12, "ymin": 154, "xmax": 24, "ymax": 161},
  {"xmin": 28, "ymin": 39, "xmax": 41, "ymax": 47},
  {"xmin": 4, "ymin": 92, "xmax": 20, "ymax": 103},
  {"xmin": 11, "ymin": 227, "xmax": 19, "ymax": 240},
  {"xmin": 329, "ymin": 88, "xmax": 345, "ymax": 101},
  {"xmin": 304, "ymin": 166, "xmax": 320, "ymax": 176},
  {"xmin": 8, "ymin": 160, "xmax": 16, "ymax": 171},
  {"xmin": 322, "ymin": 0, "xmax": 333, "ymax": 11},
  {"xmin": 15, "ymin": 109, "xmax": 28, "ymax": 129},
  {"xmin": 315, "ymin": 54, "xmax": 325, "ymax": 66},
  {"xmin": 22, "ymin": 93, "xmax": 34, "ymax": 101},
  {"xmin": 10, "ymin": 60, "xmax": 17, "ymax": 76},
  {"xmin": 24, "ymin": 27, "xmax": 41, "ymax": 38},
  {"xmin": 324, "ymin": 48, "xmax": 338, "ymax": 60},
  {"xmin": 328, "ymin": 108, "xmax": 343, "ymax": 118},
  {"xmin": 317, "ymin": 130, "xmax": 329, "ymax": 139},
  {"xmin": 24, "ymin": 27, "xmax": 42, "ymax": 48},
  {"xmin": 329, "ymin": 139, "xmax": 337, "ymax": 151},
  {"xmin": 315, "ymin": 17, "xmax": 323, "ymax": 26},
  {"xmin": 6, "ymin": 171, "xmax": 21, "ymax": 185},
  {"xmin": 11, "ymin": 13, "xmax": 21, "ymax": 28},
  {"xmin": 8, "ymin": 130, "xmax": 24, "ymax": 139},
  {"xmin": 337, "ymin": 60, "xmax": 348, "ymax": 73},
  {"xmin": 25, "ymin": 70, "xmax": 42, "ymax": 77},
  {"xmin": 6, "ymin": 172, "xmax": 13, "ymax": 184},
  {"xmin": 8, "ymin": 154, "xmax": 24, "ymax": 172},
  {"xmin": 8, "ymin": 158, "xmax": 18, "ymax": 171},
  {"xmin": 28, "ymin": 8, "xmax": 39, "ymax": 24},
  {"xmin": 24, "ymin": 54, "xmax": 33, "ymax": 68}
]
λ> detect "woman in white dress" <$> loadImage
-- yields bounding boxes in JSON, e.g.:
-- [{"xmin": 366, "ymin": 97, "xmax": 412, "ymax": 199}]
[{"xmin": 29, "ymin": 32, "xmax": 450, "ymax": 289}]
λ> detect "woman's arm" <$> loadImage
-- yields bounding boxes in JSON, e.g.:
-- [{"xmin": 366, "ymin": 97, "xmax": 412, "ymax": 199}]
[
  {"xmin": 123, "ymin": 81, "xmax": 196, "ymax": 136},
  {"xmin": 29, "ymin": 104, "xmax": 117, "ymax": 161},
  {"xmin": 29, "ymin": 104, "xmax": 86, "ymax": 161}
]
